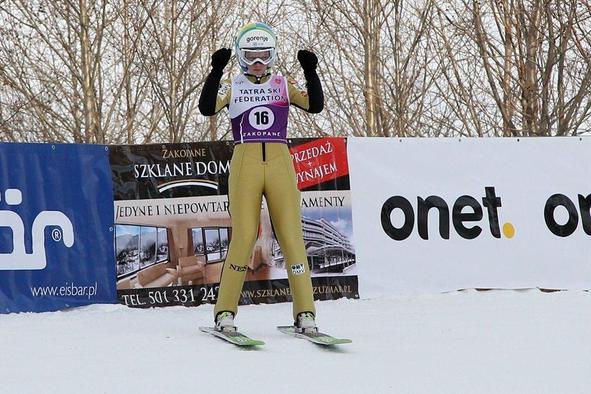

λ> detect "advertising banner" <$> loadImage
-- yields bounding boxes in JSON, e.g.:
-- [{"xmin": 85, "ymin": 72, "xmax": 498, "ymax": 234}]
[
  {"xmin": 0, "ymin": 143, "xmax": 116, "ymax": 313},
  {"xmin": 111, "ymin": 138, "xmax": 358, "ymax": 308},
  {"xmin": 349, "ymin": 137, "xmax": 591, "ymax": 296}
]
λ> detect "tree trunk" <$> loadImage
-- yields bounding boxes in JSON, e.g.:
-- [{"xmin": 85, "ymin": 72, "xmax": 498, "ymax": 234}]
[{"xmin": 79, "ymin": 0, "xmax": 101, "ymax": 142}]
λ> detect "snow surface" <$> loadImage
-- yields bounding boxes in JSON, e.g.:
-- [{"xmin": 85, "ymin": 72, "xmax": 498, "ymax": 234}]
[{"xmin": 1, "ymin": 290, "xmax": 590, "ymax": 394}]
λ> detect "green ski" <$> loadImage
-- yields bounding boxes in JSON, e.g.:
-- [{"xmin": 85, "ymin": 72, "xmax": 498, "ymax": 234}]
[
  {"xmin": 277, "ymin": 326, "xmax": 352, "ymax": 346},
  {"xmin": 199, "ymin": 326, "xmax": 265, "ymax": 347}
]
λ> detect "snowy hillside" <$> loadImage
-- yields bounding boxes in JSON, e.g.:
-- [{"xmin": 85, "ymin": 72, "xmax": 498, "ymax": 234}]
[{"xmin": 1, "ymin": 290, "xmax": 590, "ymax": 394}]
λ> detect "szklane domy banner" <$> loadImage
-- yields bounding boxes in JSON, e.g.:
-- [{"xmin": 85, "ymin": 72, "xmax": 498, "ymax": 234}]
[
  {"xmin": 110, "ymin": 137, "xmax": 358, "ymax": 308},
  {"xmin": 349, "ymin": 137, "xmax": 591, "ymax": 296},
  {"xmin": 0, "ymin": 143, "xmax": 116, "ymax": 313}
]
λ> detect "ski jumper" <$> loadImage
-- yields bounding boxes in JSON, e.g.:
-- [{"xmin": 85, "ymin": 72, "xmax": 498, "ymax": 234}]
[{"xmin": 199, "ymin": 70, "xmax": 324, "ymax": 322}]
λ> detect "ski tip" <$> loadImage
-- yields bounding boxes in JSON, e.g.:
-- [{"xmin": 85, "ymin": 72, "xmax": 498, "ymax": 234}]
[
  {"xmin": 324, "ymin": 338, "xmax": 352, "ymax": 345},
  {"xmin": 244, "ymin": 340, "xmax": 266, "ymax": 346},
  {"xmin": 309, "ymin": 336, "xmax": 352, "ymax": 345},
  {"xmin": 229, "ymin": 339, "xmax": 265, "ymax": 346}
]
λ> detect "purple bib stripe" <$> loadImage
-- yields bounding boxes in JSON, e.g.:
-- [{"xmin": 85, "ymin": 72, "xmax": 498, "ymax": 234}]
[{"xmin": 229, "ymin": 74, "xmax": 290, "ymax": 144}]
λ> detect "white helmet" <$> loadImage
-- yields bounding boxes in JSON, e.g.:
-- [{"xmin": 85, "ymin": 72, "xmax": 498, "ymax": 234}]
[{"xmin": 234, "ymin": 22, "xmax": 277, "ymax": 71}]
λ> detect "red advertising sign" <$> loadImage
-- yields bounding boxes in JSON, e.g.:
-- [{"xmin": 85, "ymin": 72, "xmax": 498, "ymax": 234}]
[{"xmin": 289, "ymin": 137, "xmax": 349, "ymax": 189}]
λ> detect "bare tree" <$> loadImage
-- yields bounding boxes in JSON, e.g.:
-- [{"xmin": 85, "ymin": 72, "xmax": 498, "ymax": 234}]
[
  {"xmin": 379, "ymin": 0, "xmax": 437, "ymax": 137},
  {"xmin": 133, "ymin": 0, "xmax": 205, "ymax": 142},
  {"xmin": 0, "ymin": 0, "xmax": 122, "ymax": 142},
  {"xmin": 286, "ymin": 0, "xmax": 437, "ymax": 137},
  {"xmin": 2, "ymin": 0, "xmax": 590, "ymax": 142},
  {"xmin": 436, "ymin": 0, "xmax": 591, "ymax": 136},
  {"xmin": 0, "ymin": 0, "xmax": 241, "ymax": 143}
]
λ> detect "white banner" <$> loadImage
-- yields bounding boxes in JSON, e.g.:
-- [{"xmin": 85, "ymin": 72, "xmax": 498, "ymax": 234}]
[{"xmin": 349, "ymin": 137, "xmax": 591, "ymax": 296}]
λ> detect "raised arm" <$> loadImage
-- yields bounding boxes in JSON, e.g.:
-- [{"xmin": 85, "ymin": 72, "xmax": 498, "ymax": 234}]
[
  {"xmin": 199, "ymin": 48, "xmax": 232, "ymax": 116},
  {"xmin": 292, "ymin": 50, "xmax": 324, "ymax": 114}
]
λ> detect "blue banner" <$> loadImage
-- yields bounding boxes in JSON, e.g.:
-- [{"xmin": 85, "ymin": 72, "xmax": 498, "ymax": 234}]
[{"xmin": 0, "ymin": 143, "xmax": 116, "ymax": 313}]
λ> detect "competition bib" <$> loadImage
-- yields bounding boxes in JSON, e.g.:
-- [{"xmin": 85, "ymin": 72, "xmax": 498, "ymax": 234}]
[{"xmin": 229, "ymin": 74, "xmax": 290, "ymax": 144}]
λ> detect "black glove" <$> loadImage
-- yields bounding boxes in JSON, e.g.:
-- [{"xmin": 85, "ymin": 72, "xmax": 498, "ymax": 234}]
[
  {"xmin": 211, "ymin": 48, "xmax": 231, "ymax": 71},
  {"xmin": 297, "ymin": 50, "xmax": 318, "ymax": 72}
]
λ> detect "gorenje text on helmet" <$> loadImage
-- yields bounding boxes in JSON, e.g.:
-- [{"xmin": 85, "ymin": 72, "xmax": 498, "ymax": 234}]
[{"xmin": 245, "ymin": 36, "xmax": 269, "ymax": 44}]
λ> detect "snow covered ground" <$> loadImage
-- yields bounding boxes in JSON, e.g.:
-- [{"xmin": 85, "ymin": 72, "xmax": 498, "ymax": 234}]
[{"xmin": 1, "ymin": 290, "xmax": 590, "ymax": 394}]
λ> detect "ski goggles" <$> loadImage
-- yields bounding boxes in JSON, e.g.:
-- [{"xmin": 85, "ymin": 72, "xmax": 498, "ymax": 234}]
[{"xmin": 239, "ymin": 48, "xmax": 275, "ymax": 65}]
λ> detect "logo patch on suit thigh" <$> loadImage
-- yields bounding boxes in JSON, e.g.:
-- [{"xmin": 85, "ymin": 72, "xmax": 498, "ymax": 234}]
[
  {"xmin": 290, "ymin": 263, "xmax": 305, "ymax": 275},
  {"xmin": 230, "ymin": 264, "xmax": 247, "ymax": 272}
]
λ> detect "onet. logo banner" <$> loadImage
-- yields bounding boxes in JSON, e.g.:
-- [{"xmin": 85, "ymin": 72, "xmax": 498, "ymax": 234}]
[{"xmin": 348, "ymin": 137, "xmax": 591, "ymax": 295}]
